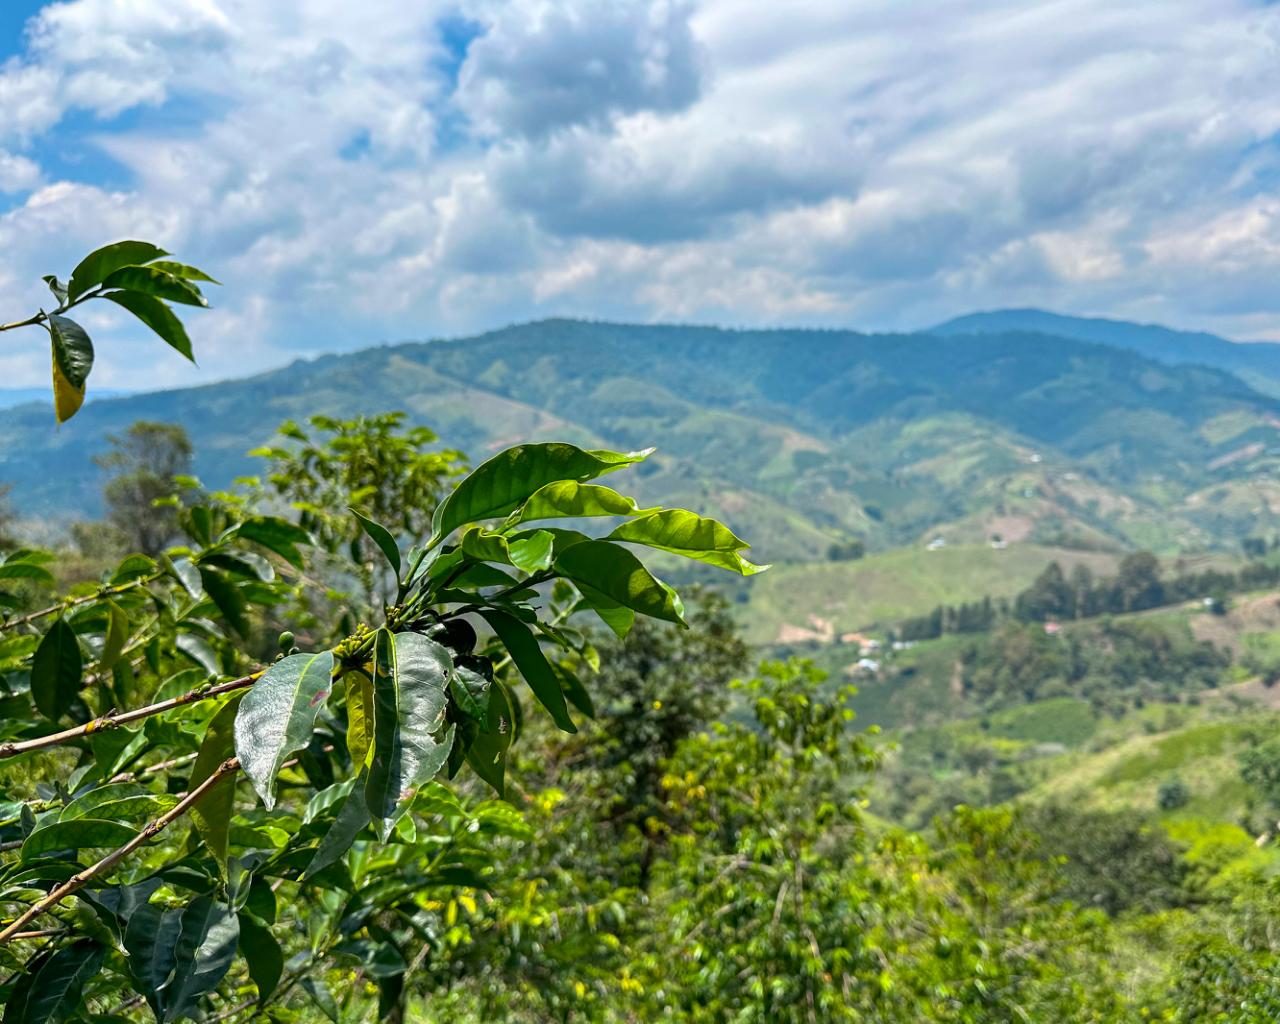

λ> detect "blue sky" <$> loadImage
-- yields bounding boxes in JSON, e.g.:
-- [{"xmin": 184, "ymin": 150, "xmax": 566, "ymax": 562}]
[{"xmin": 1, "ymin": 1, "xmax": 1280, "ymax": 390}]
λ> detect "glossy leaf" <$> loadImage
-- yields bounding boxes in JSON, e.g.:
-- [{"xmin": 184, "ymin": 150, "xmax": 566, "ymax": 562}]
[
  {"xmin": 344, "ymin": 669, "xmax": 375, "ymax": 768},
  {"xmin": 30, "ymin": 618, "xmax": 82, "ymax": 721},
  {"xmin": 431, "ymin": 442, "xmax": 652, "ymax": 545},
  {"xmin": 237, "ymin": 913, "xmax": 283, "ymax": 1003},
  {"xmin": 67, "ymin": 239, "xmax": 167, "ymax": 301},
  {"xmin": 234, "ymin": 650, "xmax": 336, "ymax": 810},
  {"xmin": 22, "ymin": 818, "xmax": 139, "ymax": 859},
  {"xmin": 450, "ymin": 654, "xmax": 493, "ymax": 723},
  {"xmin": 104, "ymin": 290, "xmax": 194, "ymax": 361},
  {"xmin": 123, "ymin": 902, "xmax": 183, "ymax": 1018},
  {"xmin": 48, "ymin": 315, "xmax": 93, "ymax": 387},
  {"xmin": 365, "ymin": 630, "xmax": 455, "ymax": 819},
  {"xmin": 609, "ymin": 508, "xmax": 768, "ymax": 575},
  {"xmin": 4, "ymin": 938, "xmax": 105, "ymax": 1024},
  {"xmin": 509, "ymin": 479, "xmax": 658, "ymax": 525},
  {"xmin": 47, "ymin": 315, "xmax": 93, "ymax": 423},
  {"xmin": 162, "ymin": 896, "xmax": 240, "ymax": 1022},
  {"xmin": 198, "ymin": 566, "xmax": 249, "ymax": 637},
  {"xmin": 189, "ymin": 694, "xmax": 243, "ymax": 873},
  {"xmin": 351, "ymin": 507, "xmax": 401, "ymax": 574},
  {"xmin": 302, "ymin": 781, "xmax": 371, "ymax": 881},
  {"xmin": 576, "ymin": 582, "xmax": 636, "ymax": 639},
  {"xmin": 41, "ymin": 274, "xmax": 68, "ymax": 306},
  {"xmin": 554, "ymin": 540, "xmax": 686, "ymax": 626},
  {"xmin": 460, "ymin": 526, "xmax": 554, "ymax": 574},
  {"xmin": 466, "ymin": 680, "xmax": 516, "ymax": 796},
  {"xmin": 0, "ymin": 562, "xmax": 54, "ymax": 584},
  {"xmin": 100, "ymin": 265, "xmax": 207, "ymax": 307},
  {"xmin": 148, "ymin": 260, "xmax": 220, "ymax": 284},
  {"xmin": 234, "ymin": 516, "xmax": 310, "ymax": 569},
  {"xmin": 479, "ymin": 609, "xmax": 575, "ymax": 732}
]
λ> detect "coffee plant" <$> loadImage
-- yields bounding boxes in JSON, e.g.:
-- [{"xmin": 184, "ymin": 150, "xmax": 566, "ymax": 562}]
[{"xmin": 0, "ymin": 243, "xmax": 767, "ymax": 1021}]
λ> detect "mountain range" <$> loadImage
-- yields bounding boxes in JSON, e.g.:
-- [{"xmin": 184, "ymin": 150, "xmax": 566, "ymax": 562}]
[{"xmin": 3, "ymin": 311, "xmax": 1280, "ymax": 570}]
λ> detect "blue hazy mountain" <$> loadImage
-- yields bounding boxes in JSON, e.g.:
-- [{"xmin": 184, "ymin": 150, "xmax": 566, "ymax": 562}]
[
  {"xmin": 3, "ymin": 317, "xmax": 1279, "ymax": 558},
  {"xmin": 931, "ymin": 308, "xmax": 1280, "ymax": 394}
]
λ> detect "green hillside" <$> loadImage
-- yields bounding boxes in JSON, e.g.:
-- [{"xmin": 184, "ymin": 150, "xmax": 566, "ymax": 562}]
[
  {"xmin": 5, "ymin": 319, "xmax": 1280, "ymax": 564},
  {"xmin": 740, "ymin": 543, "xmax": 1120, "ymax": 642}
]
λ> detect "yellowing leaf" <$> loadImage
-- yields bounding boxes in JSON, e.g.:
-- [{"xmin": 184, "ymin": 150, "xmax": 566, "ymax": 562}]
[
  {"xmin": 51, "ymin": 349, "xmax": 85, "ymax": 423},
  {"xmin": 344, "ymin": 669, "xmax": 375, "ymax": 768}
]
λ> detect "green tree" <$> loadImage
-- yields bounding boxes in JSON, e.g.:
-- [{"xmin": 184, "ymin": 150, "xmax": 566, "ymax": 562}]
[
  {"xmin": 249, "ymin": 412, "xmax": 466, "ymax": 634},
  {"xmin": 94, "ymin": 420, "xmax": 193, "ymax": 556},
  {"xmin": 0, "ymin": 244, "xmax": 765, "ymax": 1021}
]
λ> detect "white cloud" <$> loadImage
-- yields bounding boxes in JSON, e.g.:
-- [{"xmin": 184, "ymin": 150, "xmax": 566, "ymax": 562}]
[{"xmin": 0, "ymin": 0, "xmax": 1278, "ymax": 389}]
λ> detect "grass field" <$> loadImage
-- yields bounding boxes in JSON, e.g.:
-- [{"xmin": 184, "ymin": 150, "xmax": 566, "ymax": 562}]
[{"xmin": 740, "ymin": 542, "xmax": 1122, "ymax": 642}]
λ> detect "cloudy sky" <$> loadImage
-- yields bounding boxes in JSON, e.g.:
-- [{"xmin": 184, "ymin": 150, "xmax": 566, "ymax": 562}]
[{"xmin": 1, "ymin": 0, "xmax": 1280, "ymax": 390}]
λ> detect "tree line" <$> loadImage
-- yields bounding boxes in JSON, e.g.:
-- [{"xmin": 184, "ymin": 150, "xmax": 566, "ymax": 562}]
[{"xmin": 898, "ymin": 550, "xmax": 1280, "ymax": 641}]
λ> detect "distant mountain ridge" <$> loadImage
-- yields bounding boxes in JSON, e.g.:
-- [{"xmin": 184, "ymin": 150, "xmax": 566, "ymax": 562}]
[
  {"xmin": 931, "ymin": 308, "xmax": 1280, "ymax": 395},
  {"xmin": 3, "ymin": 316, "xmax": 1280, "ymax": 563}
]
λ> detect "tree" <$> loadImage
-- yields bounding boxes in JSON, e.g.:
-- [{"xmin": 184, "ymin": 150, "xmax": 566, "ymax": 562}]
[
  {"xmin": 94, "ymin": 420, "xmax": 193, "ymax": 556},
  {"xmin": 0, "ymin": 243, "xmax": 767, "ymax": 1021},
  {"xmin": 249, "ymin": 412, "xmax": 466, "ymax": 634},
  {"xmin": 1115, "ymin": 551, "xmax": 1164, "ymax": 612}
]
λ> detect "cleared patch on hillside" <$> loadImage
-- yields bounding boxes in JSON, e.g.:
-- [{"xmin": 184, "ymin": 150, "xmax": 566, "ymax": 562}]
[{"xmin": 742, "ymin": 542, "xmax": 1120, "ymax": 643}]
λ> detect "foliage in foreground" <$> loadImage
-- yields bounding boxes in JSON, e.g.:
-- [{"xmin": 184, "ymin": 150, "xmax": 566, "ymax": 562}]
[{"xmin": 0, "ymin": 242, "xmax": 771, "ymax": 1022}]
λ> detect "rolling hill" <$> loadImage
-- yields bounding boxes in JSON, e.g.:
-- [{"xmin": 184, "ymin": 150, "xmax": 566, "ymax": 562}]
[
  {"xmin": 932, "ymin": 308, "xmax": 1280, "ymax": 395},
  {"xmin": 3, "ymin": 316, "xmax": 1280, "ymax": 572}
]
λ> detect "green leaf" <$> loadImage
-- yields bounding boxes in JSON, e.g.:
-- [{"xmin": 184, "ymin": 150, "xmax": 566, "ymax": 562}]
[
  {"xmin": 60, "ymin": 785, "xmax": 171, "ymax": 823},
  {"xmin": 21, "ymin": 818, "xmax": 139, "ymax": 859},
  {"xmin": 365, "ymin": 630, "xmax": 454, "ymax": 820},
  {"xmin": 162, "ymin": 896, "xmax": 240, "ymax": 1023},
  {"xmin": 237, "ymin": 913, "xmax": 283, "ymax": 1004},
  {"xmin": 175, "ymin": 632, "xmax": 219, "ymax": 675},
  {"xmin": 350, "ymin": 508, "xmax": 401, "ymax": 574},
  {"xmin": 123, "ymin": 903, "xmax": 182, "ymax": 1016},
  {"xmin": 509, "ymin": 530, "xmax": 555, "ymax": 573},
  {"xmin": 67, "ymin": 240, "xmax": 168, "ymax": 301},
  {"xmin": 234, "ymin": 516, "xmax": 311, "ymax": 569},
  {"xmin": 466, "ymin": 680, "xmax": 516, "ymax": 796},
  {"xmin": 234, "ymin": 651, "xmax": 336, "ymax": 810},
  {"xmin": 557, "ymin": 664, "xmax": 596, "ymax": 719},
  {"xmin": 111, "ymin": 553, "xmax": 158, "ymax": 583},
  {"xmin": 99, "ymin": 265, "xmax": 207, "ymax": 307},
  {"xmin": 198, "ymin": 566, "xmax": 249, "ymax": 637},
  {"xmin": 47, "ymin": 315, "xmax": 93, "ymax": 423},
  {"xmin": 41, "ymin": 274, "xmax": 68, "ymax": 306},
  {"xmin": 103, "ymin": 289, "xmax": 194, "ymax": 361},
  {"xmin": 608, "ymin": 509, "xmax": 768, "ymax": 575},
  {"xmin": 147, "ymin": 260, "xmax": 221, "ymax": 284},
  {"xmin": 3, "ymin": 938, "xmax": 105, "ymax": 1024},
  {"xmin": 449, "ymin": 654, "xmax": 492, "ymax": 723},
  {"xmin": 189, "ymin": 694, "xmax": 243, "ymax": 873},
  {"xmin": 343, "ymin": 670, "xmax": 375, "ymax": 768},
  {"xmin": 479, "ymin": 609, "xmax": 576, "ymax": 733},
  {"xmin": 302, "ymin": 781, "xmax": 371, "ymax": 881},
  {"xmin": 554, "ymin": 540, "xmax": 686, "ymax": 626},
  {"xmin": 30, "ymin": 618, "xmax": 82, "ymax": 721},
  {"xmin": 509, "ymin": 480, "xmax": 659, "ymax": 525},
  {"xmin": 576, "ymin": 582, "xmax": 636, "ymax": 639},
  {"xmin": 302, "ymin": 977, "xmax": 340, "ymax": 1023},
  {"xmin": 0, "ymin": 562, "xmax": 54, "ymax": 584},
  {"xmin": 99, "ymin": 600, "xmax": 129, "ymax": 671},
  {"xmin": 431, "ymin": 442, "xmax": 652, "ymax": 545},
  {"xmin": 459, "ymin": 526, "xmax": 554, "ymax": 574}
]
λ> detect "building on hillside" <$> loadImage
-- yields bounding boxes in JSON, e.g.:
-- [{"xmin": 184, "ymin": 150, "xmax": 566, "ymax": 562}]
[{"xmin": 1043, "ymin": 621, "xmax": 1062, "ymax": 636}]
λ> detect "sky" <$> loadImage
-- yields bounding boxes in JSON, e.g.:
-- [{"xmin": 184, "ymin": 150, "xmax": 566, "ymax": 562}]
[{"xmin": 2, "ymin": 0, "xmax": 1280, "ymax": 390}]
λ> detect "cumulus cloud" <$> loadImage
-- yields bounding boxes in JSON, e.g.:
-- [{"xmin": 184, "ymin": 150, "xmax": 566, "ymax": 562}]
[
  {"xmin": 0, "ymin": 0, "xmax": 1279, "ymax": 391},
  {"xmin": 456, "ymin": 0, "xmax": 704, "ymax": 139}
]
